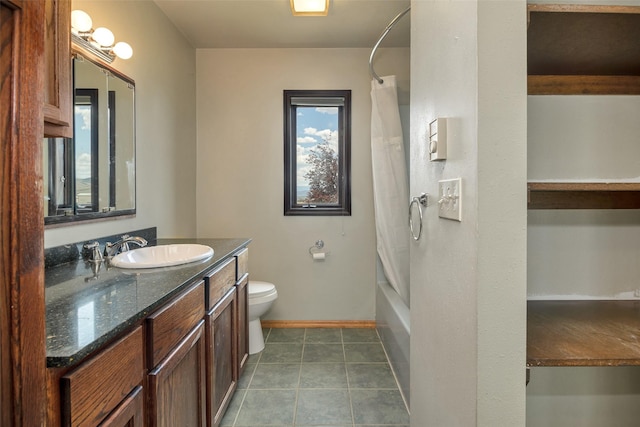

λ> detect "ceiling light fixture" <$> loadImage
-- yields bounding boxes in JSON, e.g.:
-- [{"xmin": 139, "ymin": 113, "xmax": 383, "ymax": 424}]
[
  {"xmin": 290, "ymin": 0, "xmax": 329, "ymax": 16},
  {"xmin": 70, "ymin": 10, "xmax": 133, "ymax": 63}
]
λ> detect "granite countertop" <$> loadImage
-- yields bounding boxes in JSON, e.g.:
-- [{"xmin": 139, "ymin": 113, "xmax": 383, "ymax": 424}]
[{"xmin": 45, "ymin": 237, "xmax": 250, "ymax": 368}]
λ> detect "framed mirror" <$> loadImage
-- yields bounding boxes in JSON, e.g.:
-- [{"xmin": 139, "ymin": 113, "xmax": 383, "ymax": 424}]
[{"xmin": 44, "ymin": 53, "xmax": 135, "ymax": 225}]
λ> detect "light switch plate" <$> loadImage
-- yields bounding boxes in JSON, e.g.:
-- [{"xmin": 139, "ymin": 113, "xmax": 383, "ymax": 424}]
[{"xmin": 438, "ymin": 178, "xmax": 462, "ymax": 221}]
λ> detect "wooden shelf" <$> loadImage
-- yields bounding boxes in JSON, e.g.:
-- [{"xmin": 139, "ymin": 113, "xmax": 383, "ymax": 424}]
[
  {"xmin": 527, "ymin": 182, "xmax": 640, "ymax": 209},
  {"xmin": 527, "ymin": 300, "xmax": 640, "ymax": 367},
  {"xmin": 527, "ymin": 4, "xmax": 640, "ymax": 95},
  {"xmin": 528, "ymin": 75, "xmax": 640, "ymax": 95}
]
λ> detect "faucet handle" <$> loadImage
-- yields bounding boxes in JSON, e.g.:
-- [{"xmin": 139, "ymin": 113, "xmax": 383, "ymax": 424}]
[{"xmin": 82, "ymin": 241, "xmax": 103, "ymax": 263}]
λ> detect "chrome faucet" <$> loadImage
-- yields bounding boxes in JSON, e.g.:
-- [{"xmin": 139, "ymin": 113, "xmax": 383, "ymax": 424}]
[{"xmin": 103, "ymin": 234, "xmax": 148, "ymax": 258}]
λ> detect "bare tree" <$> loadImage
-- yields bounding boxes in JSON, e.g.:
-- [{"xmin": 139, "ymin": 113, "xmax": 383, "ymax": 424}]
[{"xmin": 304, "ymin": 138, "xmax": 338, "ymax": 203}]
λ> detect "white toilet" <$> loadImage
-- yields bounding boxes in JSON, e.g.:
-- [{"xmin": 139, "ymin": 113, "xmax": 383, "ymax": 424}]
[{"xmin": 248, "ymin": 280, "xmax": 278, "ymax": 354}]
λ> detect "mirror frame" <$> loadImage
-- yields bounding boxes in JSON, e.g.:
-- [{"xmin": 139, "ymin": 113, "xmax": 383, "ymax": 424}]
[{"xmin": 44, "ymin": 45, "xmax": 136, "ymax": 227}]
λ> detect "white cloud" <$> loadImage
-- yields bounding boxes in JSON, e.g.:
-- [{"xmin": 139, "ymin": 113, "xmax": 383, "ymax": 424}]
[
  {"xmin": 297, "ymin": 165, "xmax": 311, "ymax": 186},
  {"xmin": 315, "ymin": 128, "xmax": 334, "ymax": 141},
  {"xmin": 76, "ymin": 153, "xmax": 92, "ymax": 179},
  {"xmin": 302, "ymin": 128, "xmax": 338, "ymax": 152},
  {"xmin": 297, "ymin": 136, "xmax": 317, "ymax": 143},
  {"xmin": 296, "ymin": 146, "xmax": 311, "ymax": 186},
  {"xmin": 75, "ymin": 106, "xmax": 92, "ymax": 130}
]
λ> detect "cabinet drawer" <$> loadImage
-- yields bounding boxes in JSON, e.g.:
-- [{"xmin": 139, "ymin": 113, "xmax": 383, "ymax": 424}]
[
  {"xmin": 205, "ymin": 258, "xmax": 236, "ymax": 310},
  {"xmin": 147, "ymin": 281, "xmax": 205, "ymax": 367},
  {"xmin": 61, "ymin": 327, "xmax": 143, "ymax": 427},
  {"xmin": 235, "ymin": 247, "xmax": 249, "ymax": 281}
]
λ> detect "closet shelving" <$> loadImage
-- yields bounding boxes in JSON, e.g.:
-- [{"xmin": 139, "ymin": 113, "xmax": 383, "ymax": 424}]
[
  {"xmin": 526, "ymin": 4, "xmax": 640, "ymax": 368},
  {"xmin": 527, "ymin": 300, "xmax": 640, "ymax": 367},
  {"xmin": 527, "ymin": 182, "xmax": 640, "ymax": 209}
]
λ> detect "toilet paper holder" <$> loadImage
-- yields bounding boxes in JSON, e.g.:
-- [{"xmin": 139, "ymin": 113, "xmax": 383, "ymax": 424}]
[
  {"xmin": 309, "ymin": 240, "xmax": 324, "ymax": 255},
  {"xmin": 308, "ymin": 240, "xmax": 328, "ymax": 260}
]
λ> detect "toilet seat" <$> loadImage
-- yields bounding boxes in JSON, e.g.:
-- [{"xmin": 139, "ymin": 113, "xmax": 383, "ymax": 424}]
[{"xmin": 249, "ymin": 281, "xmax": 277, "ymax": 299}]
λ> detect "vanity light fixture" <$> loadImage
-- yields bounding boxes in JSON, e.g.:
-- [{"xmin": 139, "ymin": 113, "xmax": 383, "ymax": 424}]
[
  {"xmin": 71, "ymin": 10, "xmax": 133, "ymax": 63},
  {"xmin": 290, "ymin": 0, "xmax": 329, "ymax": 16}
]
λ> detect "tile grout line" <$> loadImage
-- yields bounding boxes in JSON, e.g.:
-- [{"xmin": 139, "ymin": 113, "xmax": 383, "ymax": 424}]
[
  {"xmin": 342, "ymin": 328, "xmax": 357, "ymax": 427},
  {"xmin": 291, "ymin": 328, "xmax": 307, "ymax": 426}
]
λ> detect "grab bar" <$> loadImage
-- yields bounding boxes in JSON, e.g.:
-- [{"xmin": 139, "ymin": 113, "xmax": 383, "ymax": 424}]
[{"xmin": 369, "ymin": 6, "xmax": 411, "ymax": 85}]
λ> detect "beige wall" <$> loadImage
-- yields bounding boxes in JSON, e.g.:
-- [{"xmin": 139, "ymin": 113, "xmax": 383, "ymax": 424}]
[
  {"xmin": 195, "ymin": 48, "xmax": 410, "ymax": 321},
  {"xmin": 45, "ymin": 0, "xmax": 197, "ymax": 247},
  {"xmin": 410, "ymin": 1, "xmax": 527, "ymax": 425}
]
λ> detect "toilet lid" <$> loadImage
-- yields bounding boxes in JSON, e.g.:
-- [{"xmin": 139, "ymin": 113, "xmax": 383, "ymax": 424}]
[{"xmin": 249, "ymin": 281, "xmax": 276, "ymax": 298}]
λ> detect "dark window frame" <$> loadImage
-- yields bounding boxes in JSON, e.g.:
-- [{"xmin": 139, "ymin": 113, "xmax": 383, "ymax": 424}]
[
  {"xmin": 283, "ymin": 89, "xmax": 351, "ymax": 216},
  {"xmin": 46, "ymin": 137, "xmax": 75, "ymax": 216},
  {"xmin": 74, "ymin": 88, "xmax": 99, "ymax": 214}
]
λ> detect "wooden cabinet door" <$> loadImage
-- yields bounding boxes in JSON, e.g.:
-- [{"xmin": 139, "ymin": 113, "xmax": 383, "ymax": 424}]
[
  {"xmin": 236, "ymin": 275, "xmax": 249, "ymax": 376},
  {"xmin": 43, "ymin": 0, "xmax": 73, "ymax": 137},
  {"xmin": 206, "ymin": 287, "xmax": 237, "ymax": 427},
  {"xmin": 99, "ymin": 386, "xmax": 144, "ymax": 427},
  {"xmin": 148, "ymin": 321, "xmax": 206, "ymax": 427}
]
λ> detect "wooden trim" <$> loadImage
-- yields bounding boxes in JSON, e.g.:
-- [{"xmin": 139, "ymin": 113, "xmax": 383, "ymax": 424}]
[
  {"xmin": 528, "ymin": 75, "xmax": 640, "ymax": 95},
  {"xmin": 261, "ymin": 320, "xmax": 376, "ymax": 329},
  {"xmin": 527, "ymin": 4, "xmax": 640, "ymax": 14}
]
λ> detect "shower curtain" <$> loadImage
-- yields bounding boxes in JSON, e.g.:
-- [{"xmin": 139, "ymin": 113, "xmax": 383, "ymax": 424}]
[{"xmin": 370, "ymin": 75, "xmax": 410, "ymax": 306}]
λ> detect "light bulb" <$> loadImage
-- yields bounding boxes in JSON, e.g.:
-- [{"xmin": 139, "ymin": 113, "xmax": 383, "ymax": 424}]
[
  {"xmin": 92, "ymin": 27, "xmax": 115, "ymax": 47},
  {"xmin": 113, "ymin": 42, "xmax": 133, "ymax": 60},
  {"xmin": 71, "ymin": 10, "xmax": 92, "ymax": 32}
]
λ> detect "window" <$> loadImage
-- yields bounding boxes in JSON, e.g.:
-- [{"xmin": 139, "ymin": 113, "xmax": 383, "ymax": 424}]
[
  {"xmin": 45, "ymin": 137, "xmax": 74, "ymax": 216},
  {"xmin": 74, "ymin": 88, "xmax": 99, "ymax": 213},
  {"xmin": 284, "ymin": 90, "xmax": 351, "ymax": 216}
]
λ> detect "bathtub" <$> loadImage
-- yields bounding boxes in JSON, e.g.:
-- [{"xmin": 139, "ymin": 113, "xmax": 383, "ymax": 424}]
[{"xmin": 376, "ymin": 280, "xmax": 410, "ymax": 409}]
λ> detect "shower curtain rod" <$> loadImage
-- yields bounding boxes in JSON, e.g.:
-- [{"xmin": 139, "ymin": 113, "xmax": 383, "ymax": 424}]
[{"xmin": 369, "ymin": 6, "xmax": 411, "ymax": 85}]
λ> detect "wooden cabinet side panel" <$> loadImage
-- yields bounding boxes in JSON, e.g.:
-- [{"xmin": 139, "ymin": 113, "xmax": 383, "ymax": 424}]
[
  {"xmin": 148, "ymin": 321, "xmax": 206, "ymax": 427},
  {"xmin": 0, "ymin": 1, "xmax": 48, "ymax": 426},
  {"xmin": 147, "ymin": 281, "xmax": 205, "ymax": 367},
  {"xmin": 61, "ymin": 327, "xmax": 144, "ymax": 427}
]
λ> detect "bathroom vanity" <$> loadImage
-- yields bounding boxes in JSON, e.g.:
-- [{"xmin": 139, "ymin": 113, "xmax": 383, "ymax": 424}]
[{"xmin": 44, "ymin": 237, "xmax": 250, "ymax": 427}]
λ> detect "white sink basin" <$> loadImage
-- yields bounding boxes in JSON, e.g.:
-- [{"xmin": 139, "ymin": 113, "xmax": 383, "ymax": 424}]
[{"xmin": 111, "ymin": 244, "xmax": 214, "ymax": 269}]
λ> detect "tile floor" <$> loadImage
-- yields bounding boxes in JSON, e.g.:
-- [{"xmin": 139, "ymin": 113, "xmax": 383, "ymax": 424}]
[{"xmin": 221, "ymin": 328, "xmax": 409, "ymax": 427}]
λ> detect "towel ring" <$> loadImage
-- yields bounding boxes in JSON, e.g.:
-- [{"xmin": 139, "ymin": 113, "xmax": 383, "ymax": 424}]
[{"xmin": 409, "ymin": 193, "xmax": 428, "ymax": 241}]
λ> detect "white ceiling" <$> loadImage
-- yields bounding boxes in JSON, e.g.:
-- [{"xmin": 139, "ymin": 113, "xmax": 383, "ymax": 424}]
[{"xmin": 153, "ymin": 0, "xmax": 411, "ymax": 49}]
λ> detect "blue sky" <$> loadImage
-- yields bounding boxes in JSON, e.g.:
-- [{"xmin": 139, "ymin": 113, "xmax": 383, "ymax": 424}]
[
  {"xmin": 75, "ymin": 106, "xmax": 92, "ymax": 179},
  {"xmin": 296, "ymin": 106, "xmax": 339, "ymax": 187}
]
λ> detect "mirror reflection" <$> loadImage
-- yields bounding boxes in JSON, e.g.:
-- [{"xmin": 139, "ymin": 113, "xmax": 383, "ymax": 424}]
[{"xmin": 44, "ymin": 55, "xmax": 135, "ymax": 225}]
